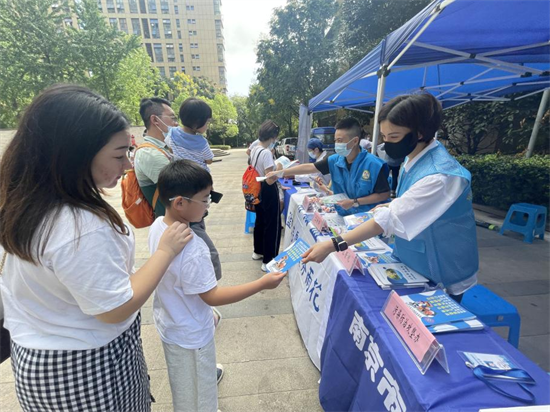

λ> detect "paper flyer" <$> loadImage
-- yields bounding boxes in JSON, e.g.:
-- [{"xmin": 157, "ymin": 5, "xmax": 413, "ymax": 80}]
[
  {"xmin": 266, "ymin": 238, "xmax": 310, "ymax": 273},
  {"xmin": 401, "ymin": 289, "xmax": 476, "ymax": 326}
]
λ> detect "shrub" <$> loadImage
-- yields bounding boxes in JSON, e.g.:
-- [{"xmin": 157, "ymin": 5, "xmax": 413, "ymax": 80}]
[
  {"xmin": 210, "ymin": 145, "xmax": 231, "ymax": 150},
  {"xmin": 456, "ymin": 154, "xmax": 550, "ymax": 211}
]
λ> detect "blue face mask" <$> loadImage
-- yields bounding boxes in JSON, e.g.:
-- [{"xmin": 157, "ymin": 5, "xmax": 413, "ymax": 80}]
[
  {"xmin": 335, "ymin": 139, "xmax": 354, "ymax": 157},
  {"xmin": 269, "ymin": 141, "xmax": 276, "ymax": 149}
]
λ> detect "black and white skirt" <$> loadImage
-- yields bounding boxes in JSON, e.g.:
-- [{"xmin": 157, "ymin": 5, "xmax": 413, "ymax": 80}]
[{"xmin": 11, "ymin": 313, "xmax": 151, "ymax": 412}]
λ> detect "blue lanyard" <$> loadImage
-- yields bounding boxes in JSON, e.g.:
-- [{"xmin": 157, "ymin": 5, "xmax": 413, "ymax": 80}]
[{"xmin": 470, "ymin": 364, "xmax": 536, "ymax": 404}]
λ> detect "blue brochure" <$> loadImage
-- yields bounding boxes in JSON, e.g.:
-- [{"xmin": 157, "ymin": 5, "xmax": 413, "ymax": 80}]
[
  {"xmin": 266, "ymin": 238, "xmax": 310, "ymax": 273},
  {"xmin": 401, "ymin": 289, "xmax": 476, "ymax": 326}
]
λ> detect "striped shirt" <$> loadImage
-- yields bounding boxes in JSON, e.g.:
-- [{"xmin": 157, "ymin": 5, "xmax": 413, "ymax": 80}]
[{"xmin": 166, "ymin": 128, "xmax": 214, "ymax": 172}]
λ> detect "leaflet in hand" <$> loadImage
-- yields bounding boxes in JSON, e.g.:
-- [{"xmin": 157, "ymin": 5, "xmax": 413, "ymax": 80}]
[
  {"xmin": 266, "ymin": 238, "xmax": 310, "ymax": 273},
  {"xmin": 401, "ymin": 289, "xmax": 476, "ymax": 327},
  {"xmin": 351, "ymin": 237, "xmax": 391, "ymax": 252},
  {"xmin": 320, "ymin": 193, "xmax": 349, "ymax": 205},
  {"xmin": 344, "ymin": 212, "xmax": 374, "ymax": 230},
  {"xmin": 368, "ymin": 263, "xmax": 429, "ymax": 290},
  {"xmin": 275, "ymin": 156, "xmax": 299, "ymax": 170}
]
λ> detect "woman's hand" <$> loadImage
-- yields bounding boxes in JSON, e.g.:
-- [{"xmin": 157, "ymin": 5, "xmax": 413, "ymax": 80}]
[
  {"xmin": 301, "ymin": 240, "xmax": 335, "ymax": 264},
  {"xmin": 157, "ymin": 222, "xmax": 193, "ymax": 259}
]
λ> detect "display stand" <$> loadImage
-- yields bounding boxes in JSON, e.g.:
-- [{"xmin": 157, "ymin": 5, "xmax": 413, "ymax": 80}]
[{"xmin": 381, "ymin": 291, "xmax": 449, "ymax": 375}]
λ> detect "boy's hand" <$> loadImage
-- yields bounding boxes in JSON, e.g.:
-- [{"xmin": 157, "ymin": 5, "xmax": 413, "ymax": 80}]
[
  {"xmin": 261, "ymin": 271, "xmax": 287, "ymax": 289},
  {"xmin": 158, "ymin": 222, "xmax": 193, "ymax": 259}
]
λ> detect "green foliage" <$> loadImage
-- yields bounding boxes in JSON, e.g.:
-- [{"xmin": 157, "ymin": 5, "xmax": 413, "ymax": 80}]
[
  {"xmin": 442, "ymin": 96, "xmax": 550, "ymax": 155},
  {"xmin": 208, "ymin": 94, "xmax": 238, "ymax": 146},
  {"xmin": 253, "ymin": 0, "xmax": 339, "ymax": 136},
  {"xmin": 230, "ymin": 95, "xmax": 255, "ymax": 141},
  {"xmin": 210, "ymin": 145, "xmax": 231, "ymax": 150},
  {"xmin": 457, "ymin": 154, "xmax": 550, "ymax": 210}
]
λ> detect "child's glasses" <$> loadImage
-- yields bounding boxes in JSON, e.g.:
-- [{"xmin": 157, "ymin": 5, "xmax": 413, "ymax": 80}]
[{"xmin": 169, "ymin": 195, "xmax": 211, "ymax": 208}]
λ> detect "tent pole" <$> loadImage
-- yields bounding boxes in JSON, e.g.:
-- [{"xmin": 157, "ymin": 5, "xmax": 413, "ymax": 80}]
[
  {"xmin": 525, "ymin": 88, "xmax": 550, "ymax": 158},
  {"xmin": 371, "ymin": 68, "xmax": 388, "ymax": 155}
]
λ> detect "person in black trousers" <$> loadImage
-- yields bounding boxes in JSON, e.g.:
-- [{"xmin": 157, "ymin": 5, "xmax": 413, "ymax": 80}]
[{"xmin": 250, "ymin": 120, "xmax": 282, "ymax": 272}]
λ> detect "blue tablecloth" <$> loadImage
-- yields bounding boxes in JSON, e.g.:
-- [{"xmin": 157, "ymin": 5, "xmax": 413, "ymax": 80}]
[
  {"xmin": 320, "ymin": 272, "xmax": 550, "ymax": 411},
  {"xmin": 280, "ymin": 178, "xmax": 309, "ymax": 220}
]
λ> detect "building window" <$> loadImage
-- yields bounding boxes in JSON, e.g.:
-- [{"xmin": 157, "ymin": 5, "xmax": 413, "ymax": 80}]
[
  {"xmin": 187, "ymin": 19, "xmax": 196, "ymax": 24},
  {"xmin": 145, "ymin": 43, "xmax": 154, "ymax": 61},
  {"xmin": 139, "ymin": 0, "xmax": 147, "ymax": 13},
  {"xmin": 215, "ymin": 19, "xmax": 223, "ymax": 39},
  {"xmin": 188, "ymin": 30, "xmax": 197, "ymax": 36},
  {"xmin": 186, "ymin": 5, "xmax": 194, "ymax": 11},
  {"xmin": 166, "ymin": 44, "xmax": 175, "ymax": 62},
  {"xmin": 213, "ymin": 0, "xmax": 220, "ymax": 14},
  {"xmin": 97, "ymin": 0, "xmax": 103, "ymax": 12},
  {"xmin": 160, "ymin": 0, "xmax": 169, "ymax": 14},
  {"xmin": 180, "ymin": 54, "xmax": 184, "ymax": 62},
  {"xmin": 163, "ymin": 19, "xmax": 172, "ymax": 38},
  {"xmin": 129, "ymin": 0, "xmax": 138, "ymax": 13},
  {"xmin": 109, "ymin": 18, "xmax": 118, "ymax": 29},
  {"xmin": 64, "ymin": 18, "xmax": 73, "ymax": 27},
  {"xmin": 153, "ymin": 43, "xmax": 164, "ymax": 62},
  {"xmin": 176, "ymin": 19, "xmax": 180, "ymax": 28},
  {"xmin": 181, "ymin": 66, "xmax": 186, "ymax": 73},
  {"xmin": 141, "ymin": 18, "xmax": 150, "ymax": 38},
  {"xmin": 217, "ymin": 43, "xmax": 224, "ymax": 62},
  {"xmin": 116, "ymin": 0, "xmax": 124, "ymax": 13},
  {"xmin": 178, "ymin": 44, "xmax": 183, "ymax": 53},
  {"xmin": 132, "ymin": 18, "xmax": 141, "ymax": 35},
  {"xmin": 177, "ymin": 30, "xmax": 181, "ymax": 39},
  {"xmin": 148, "ymin": 0, "xmax": 157, "ymax": 13},
  {"xmin": 169, "ymin": 66, "xmax": 177, "ymax": 78},
  {"xmin": 219, "ymin": 66, "xmax": 226, "ymax": 83},
  {"xmin": 191, "ymin": 54, "xmax": 199, "ymax": 59},
  {"xmin": 119, "ymin": 18, "xmax": 128, "ymax": 33},
  {"xmin": 159, "ymin": 67, "xmax": 166, "ymax": 77},
  {"xmin": 193, "ymin": 66, "xmax": 200, "ymax": 72},
  {"xmin": 150, "ymin": 19, "xmax": 160, "ymax": 38},
  {"xmin": 190, "ymin": 42, "xmax": 198, "ymax": 48},
  {"xmin": 174, "ymin": 4, "xmax": 179, "ymax": 13},
  {"xmin": 106, "ymin": 0, "xmax": 115, "ymax": 13}
]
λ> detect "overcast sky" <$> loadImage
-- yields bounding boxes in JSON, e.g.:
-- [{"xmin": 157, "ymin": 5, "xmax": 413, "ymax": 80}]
[{"xmin": 222, "ymin": 0, "xmax": 287, "ymax": 96}]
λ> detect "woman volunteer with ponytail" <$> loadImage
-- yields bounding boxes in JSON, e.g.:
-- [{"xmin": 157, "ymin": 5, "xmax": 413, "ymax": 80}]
[{"xmin": 302, "ymin": 93, "xmax": 479, "ymax": 301}]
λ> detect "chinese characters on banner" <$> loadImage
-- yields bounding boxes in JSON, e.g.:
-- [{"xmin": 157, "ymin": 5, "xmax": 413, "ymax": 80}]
[{"xmin": 349, "ymin": 311, "xmax": 407, "ymax": 412}]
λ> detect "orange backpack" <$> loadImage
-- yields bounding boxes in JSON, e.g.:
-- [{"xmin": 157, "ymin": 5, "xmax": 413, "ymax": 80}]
[
  {"xmin": 242, "ymin": 148, "xmax": 266, "ymax": 212},
  {"xmin": 121, "ymin": 143, "xmax": 170, "ymax": 228}
]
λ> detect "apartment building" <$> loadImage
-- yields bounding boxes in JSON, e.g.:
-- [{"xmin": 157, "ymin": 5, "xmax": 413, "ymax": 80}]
[{"xmin": 97, "ymin": 0, "xmax": 226, "ymax": 90}]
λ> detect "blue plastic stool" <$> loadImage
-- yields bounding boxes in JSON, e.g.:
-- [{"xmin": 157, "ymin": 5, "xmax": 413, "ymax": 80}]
[
  {"xmin": 244, "ymin": 210, "xmax": 256, "ymax": 234},
  {"xmin": 461, "ymin": 285, "xmax": 521, "ymax": 348},
  {"xmin": 499, "ymin": 203, "xmax": 547, "ymax": 243}
]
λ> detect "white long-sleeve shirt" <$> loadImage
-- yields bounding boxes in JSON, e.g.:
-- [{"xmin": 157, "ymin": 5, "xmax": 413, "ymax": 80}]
[{"xmin": 373, "ymin": 140, "xmax": 477, "ymax": 295}]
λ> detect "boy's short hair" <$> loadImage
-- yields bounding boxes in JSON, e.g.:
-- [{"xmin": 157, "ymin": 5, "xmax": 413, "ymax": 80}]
[
  {"xmin": 378, "ymin": 93, "xmax": 443, "ymax": 142},
  {"xmin": 158, "ymin": 160, "xmax": 213, "ymax": 207}
]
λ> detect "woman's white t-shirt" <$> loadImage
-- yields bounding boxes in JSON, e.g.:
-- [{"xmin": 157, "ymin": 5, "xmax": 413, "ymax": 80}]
[
  {"xmin": 1, "ymin": 207, "xmax": 136, "ymax": 350},
  {"xmin": 250, "ymin": 146, "xmax": 274, "ymax": 177}
]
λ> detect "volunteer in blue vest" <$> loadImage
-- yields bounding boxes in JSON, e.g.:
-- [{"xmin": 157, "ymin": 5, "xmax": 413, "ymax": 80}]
[
  {"xmin": 267, "ymin": 118, "xmax": 391, "ymax": 216},
  {"xmin": 301, "ymin": 93, "xmax": 479, "ymax": 301}
]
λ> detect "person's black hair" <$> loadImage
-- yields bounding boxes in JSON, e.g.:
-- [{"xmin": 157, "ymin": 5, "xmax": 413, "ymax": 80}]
[
  {"xmin": 158, "ymin": 159, "xmax": 213, "ymax": 207},
  {"xmin": 179, "ymin": 97, "xmax": 212, "ymax": 133},
  {"xmin": 258, "ymin": 120, "xmax": 280, "ymax": 142},
  {"xmin": 378, "ymin": 93, "xmax": 443, "ymax": 142},
  {"xmin": 139, "ymin": 97, "xmax": 171, "ymax": 129},
  {"xmin": 0, "ymin": 84, "xmax": 129, "ymax": 263},
  {"xmin": 335, "ymin": 117, "xmax": 364, "ymax": 140}
]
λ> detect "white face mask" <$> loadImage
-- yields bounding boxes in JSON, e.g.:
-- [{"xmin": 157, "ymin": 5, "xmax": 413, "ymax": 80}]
[
  {"xmin": 269, "ymin": 140, "xmax": 276, "ymax": 149},
  {"xmin": 308, "ymin": 150, "xmax": 317, "ymax": 159},
  {"xmin": 155, "ymin": 116, "xmax": 173, "ymax": 139}
]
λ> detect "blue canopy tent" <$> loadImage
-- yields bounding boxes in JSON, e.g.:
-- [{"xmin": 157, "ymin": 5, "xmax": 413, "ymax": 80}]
[{"xmin": 296, "ymin": 0, "xmax": 550, "ymax": 163}]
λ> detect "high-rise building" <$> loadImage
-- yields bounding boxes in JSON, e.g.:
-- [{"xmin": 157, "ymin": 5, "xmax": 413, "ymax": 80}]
[{"xmin": 97, "ymin": 0, "xmax": 226, "ymax": 91}]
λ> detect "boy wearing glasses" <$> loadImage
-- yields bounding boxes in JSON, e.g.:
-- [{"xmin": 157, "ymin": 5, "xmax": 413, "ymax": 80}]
[{"xmin": 149, "ymin": 160, "xmax": 287, "ymax": 412}]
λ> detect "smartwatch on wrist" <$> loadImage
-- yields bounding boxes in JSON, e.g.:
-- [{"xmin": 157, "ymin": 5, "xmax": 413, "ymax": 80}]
[
  {"xmin": 334, "ymin": 235, "xmax": 348, "ymax": 252},
  {"xmin": 352, "ymin": 198, "xmax": 360, "ymax": 208}
]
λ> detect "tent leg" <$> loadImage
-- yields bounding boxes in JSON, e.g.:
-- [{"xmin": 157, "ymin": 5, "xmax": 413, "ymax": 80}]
[
  {"xmin": 525, "ymin": 88, "xmax": 549, "ymax": 158},
  {"xmin": 297, "ymin": 104, "xmax": 312, "ymax": 164},
  {"xmin": 371, "ymin": 71, "xmax": 388, "ymax": 155}
]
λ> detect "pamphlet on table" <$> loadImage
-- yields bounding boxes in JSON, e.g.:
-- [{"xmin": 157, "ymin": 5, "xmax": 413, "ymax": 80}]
[
  {"xmin": 351, "ymin": 237, "xmax": 391, "ymax": 252},
  {"xmin": 369, "ymin": 263, "xmax": 429, "ymax": 290},
  {"xmin": 344, "ymin": 212, "xmax": 374, "ymax": 230},
  {"xmin": 266, "ymin": 238, "xmax": 310, "ymax": 273}
]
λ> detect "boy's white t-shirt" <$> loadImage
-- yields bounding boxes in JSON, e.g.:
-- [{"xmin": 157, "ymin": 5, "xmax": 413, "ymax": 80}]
[
  {"xmin": 148, "ymin": 217, "xmax": 217, "ymax": 349},
  {"xmin": 1, "ymin": 207, "xmax": 136, "ymax": 350}
]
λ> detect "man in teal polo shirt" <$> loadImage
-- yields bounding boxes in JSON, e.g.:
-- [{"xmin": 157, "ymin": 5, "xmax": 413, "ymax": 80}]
[{"xmin": 269, "ymin": 118, "xmax": 390, "ymax": 216}]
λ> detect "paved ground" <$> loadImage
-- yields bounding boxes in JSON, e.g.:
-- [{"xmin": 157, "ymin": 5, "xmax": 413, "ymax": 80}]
[{"xmin": 0, "ymin": 142, "xmax": 548, "ymax": 411}]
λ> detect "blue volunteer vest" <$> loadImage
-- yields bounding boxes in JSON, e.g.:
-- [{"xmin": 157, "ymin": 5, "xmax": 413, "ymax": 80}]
[
  {"xmin": 328, "ymin": 150, "xmax": 389, "ymax": 216},
  {"xmin": 394, "ymin": 142, "xmax": 479, "ymax": 288}
]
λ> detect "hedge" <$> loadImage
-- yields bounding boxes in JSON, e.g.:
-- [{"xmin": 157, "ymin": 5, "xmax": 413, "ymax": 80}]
[
  {"xmin": 456, "ymin": 154, "xmax": 550, "ymax": 211},
  {"xmin": 210, "ymin": 145, "xmax": 231, "ymax": 150}
]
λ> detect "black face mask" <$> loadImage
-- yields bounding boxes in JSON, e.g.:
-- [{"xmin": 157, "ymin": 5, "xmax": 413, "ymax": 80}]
[{"xmin": 384, "ymin": 131, "xmax": 418, "ymax": 160}]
